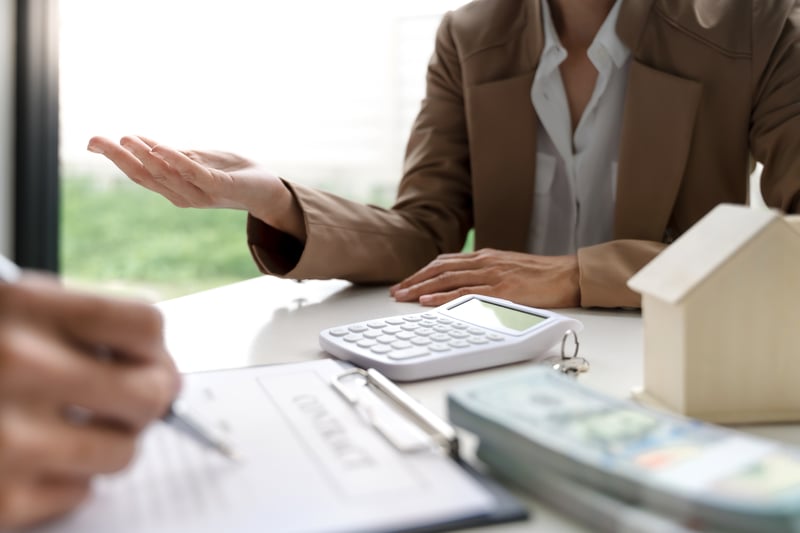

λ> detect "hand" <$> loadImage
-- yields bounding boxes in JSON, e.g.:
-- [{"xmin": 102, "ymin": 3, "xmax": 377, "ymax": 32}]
[
  {"xmin": 86, "ymin": 135, "xmax": 305, "ymax": 240},
  {"xmin": 390, "ymin": 248, "xmax": 580, "ymax": 308},
  {"xmin": 0, "ymin": 277, "xmax": 180, "ymax": 529}
]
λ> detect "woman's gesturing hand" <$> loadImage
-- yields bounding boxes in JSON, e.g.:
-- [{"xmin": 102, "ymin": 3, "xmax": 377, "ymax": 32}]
[{"xmin": 87, "ymin": 135, "xmax": 305, "ymax": 240}]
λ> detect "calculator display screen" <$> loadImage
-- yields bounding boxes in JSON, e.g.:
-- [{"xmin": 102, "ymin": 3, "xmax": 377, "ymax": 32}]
[{"xmin": 446, "ymin": 298, "xmax": 547, "ymax": 332}]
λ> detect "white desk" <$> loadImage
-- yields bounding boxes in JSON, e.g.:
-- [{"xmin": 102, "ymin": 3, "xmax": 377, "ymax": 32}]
[{"xmin": 157, "ymin": 275, "xmax": 800, "ymax": 532}]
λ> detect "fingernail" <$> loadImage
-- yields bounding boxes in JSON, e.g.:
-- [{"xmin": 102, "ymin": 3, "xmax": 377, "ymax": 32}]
[
  {"xmin": 86, "ymin": 143, "xmax": 103, "ymax": 155},
  {"xmin": 419, "ymin": 295, "xmax": 433, "ymax": 305},
  {"xmin": 394, "ymin": 289, "xmax": 408, "ymax": 299}
]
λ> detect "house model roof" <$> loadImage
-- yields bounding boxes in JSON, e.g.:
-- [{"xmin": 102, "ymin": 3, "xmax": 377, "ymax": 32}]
[{"xmin": 627, "ymin": 204, "xmax": 782, "ymax": 304}]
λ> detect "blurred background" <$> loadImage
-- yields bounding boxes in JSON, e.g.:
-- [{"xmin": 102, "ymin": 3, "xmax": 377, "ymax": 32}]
[{"xmin": 59, "ymin": 0, "xmax": 470, "ymax": 300}]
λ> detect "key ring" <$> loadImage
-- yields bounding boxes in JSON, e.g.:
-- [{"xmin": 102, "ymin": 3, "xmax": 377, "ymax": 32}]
[
  {"xmin": 560, "ymin": 329, "xmax": 580, "ymax": 359},
  {"xmin": 549, "ymin": 329, "xmax": 590, "ymax": 377}
]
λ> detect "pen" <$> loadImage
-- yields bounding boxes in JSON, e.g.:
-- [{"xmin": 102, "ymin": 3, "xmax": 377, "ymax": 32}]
[
  {"xmin": 0, "ymin": 254, "xmax": 237, "ymax": 460},
  {"xmin": 164, "ymin": 402, "xmax": 238, "ymax": 460}
]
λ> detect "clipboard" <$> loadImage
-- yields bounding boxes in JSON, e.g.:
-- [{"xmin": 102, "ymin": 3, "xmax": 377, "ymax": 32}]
[
  {"xmin": 34, "ymin": 359, "xmax": 527, "ymax": 533},
  {"xmin": 330, "ymin": 366, "xmax": 529, "ymax": 531}
]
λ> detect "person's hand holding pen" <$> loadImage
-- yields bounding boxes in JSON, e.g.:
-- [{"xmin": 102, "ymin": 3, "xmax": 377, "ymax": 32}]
[{"xmin": 0, "ymin": 264, "xmax": 181, "ymax": 529}]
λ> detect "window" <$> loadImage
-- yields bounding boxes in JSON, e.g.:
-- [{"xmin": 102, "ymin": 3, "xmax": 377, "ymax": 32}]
[{"xmin": 59, "ymin": 0, "xmax": 468, "ymax": 300}]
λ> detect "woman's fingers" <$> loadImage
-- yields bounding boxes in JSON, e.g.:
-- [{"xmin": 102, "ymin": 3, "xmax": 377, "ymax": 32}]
[{"xmin": 119, "ymin": 136, "xmax": 212, "ymax": 207}]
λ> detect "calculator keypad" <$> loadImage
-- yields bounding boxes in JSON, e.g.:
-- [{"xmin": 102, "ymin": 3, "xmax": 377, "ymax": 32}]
[{"xmin": 332, "ymin": 313, "xmax": 506, "ymax": 361}]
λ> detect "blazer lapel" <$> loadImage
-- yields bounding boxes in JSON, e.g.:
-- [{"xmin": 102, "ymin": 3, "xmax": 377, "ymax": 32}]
[
  {"xmin": 614, "ymin": 61, "xmax": 703, "ymax": 240},
  {"xmin": 614, "ymin": 0, "xmax": 702, "ymax": 241},
  {"xmin": 467, "ymin": 0, "xmax": 543, "ymax": 252},
  {"xmin": 617, "ymin": 0, "xmax": 656, "ymax": 52},
  {"xmin": 467, "ymin": 73, "xmax": 539, "ymax": 252}
]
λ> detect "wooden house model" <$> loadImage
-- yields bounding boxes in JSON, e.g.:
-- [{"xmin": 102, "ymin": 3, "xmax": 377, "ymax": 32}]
[{"xmin": 627, "ymin": 204, "xmax": 800, "ymax": 424}]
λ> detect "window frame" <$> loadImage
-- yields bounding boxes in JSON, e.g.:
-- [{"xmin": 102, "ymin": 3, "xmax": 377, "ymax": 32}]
[{"xmin": 14, "ymin": 0, "xmax": 59, "ymax": 271}]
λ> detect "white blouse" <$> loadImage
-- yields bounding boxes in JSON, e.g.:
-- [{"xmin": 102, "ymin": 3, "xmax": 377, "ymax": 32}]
[{"xmin": 528, "ymin": 0, "xmax": 631, "ymax": 255}]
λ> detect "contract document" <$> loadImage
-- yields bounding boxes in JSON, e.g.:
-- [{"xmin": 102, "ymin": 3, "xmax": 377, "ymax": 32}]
[{"xmin": 32, "ymin": 359, "xmax": 523, "ymax": 533}]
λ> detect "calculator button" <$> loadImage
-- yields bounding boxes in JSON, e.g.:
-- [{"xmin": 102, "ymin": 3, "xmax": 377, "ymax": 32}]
[
  {"xmin": 370, "ymin": 345, "xmax": 392, "ymax": 354},
  {"xmin": 436, "ymin": 318, "xmax": 453, "ymax": 324},
  {"xmin": 421, "ymin": 313, "xmax": 437, "ymax": 320},
  {"xmin": 433, "ymin": 325, "xmax": 451, "ymax": 333},
  {"xmin": 486, "ymin": 333, "xmax": 505, "ymax": 341},
  {"xmin": 388, "ymin": 347, "xmax": 430, "ymax": 360},
  {"xmin": 391, "ymin": 340, "xmax": 412, "ymax": 350},
  {"xmin": 376, "ymin": 335, "xmax": 395, "ymax": 344},
  {"xmin": 357, "ymin": 339, "xmax": 377, "ymax": 348},
  {"xmin": 383, "ymin": 326, "xmax": 402, "ymax": 335},
  {"xmin": 415, "ymin": 328, "xmax": 434, "ymax": 336},
  {"xmin": 385, "ymin": 317, "xmax": 406, "ymax": 325},
  {"xmin": 449, "ymin": 339, "xmax": 470, "ymax": 349},
  {"xmin": 419, "ymin": 320, "xmax": 437, "ymax": 328},
  {"xmin": 348, "ymin": 324, "xmax": 369, "ymax": 333},
  {"xmin": 448, "ymin": 330, "xmax": 469, "ymax": 339},
  {"xmin": 401, "ymin": 323, "xmax": 420, "ymax": 331},
  {"xmin": 410, "ymin": 337, "xmax": 432, "ymax": 346},
  {"xmin": 467, "ymin": 336, "xmax": 489, "ymax": 344},
  {"xmin": 429, "ymin": 343, "xmax": 451, "ymax": 352},
  {"xmin": 467, "ymin": 328, "xmax": 485, "ymax": 335},
  {"xmin": 367, "ymin": 321, "xmax": 386, "ymax": 329},
  {"xmin": 363, "ymin": 330, "xmax": 383, "ymax": 339},
  {"xmin": 404, "ymin": 315, "xmax": 422, "ymax": 322},
  {"xmin": 329, "ymin": 328, "xmax": 349, "ymax": 336},
  {"xmin": 430, "ymin": 333, "xmax": 450, "ymax": 342},
  {"xmin": 451, "ymin": 322, "xmax": 469, "ymax": 329},
  {"xmin": 343, "ymin": 334, "xmax": 362, "ymax": 343},
  {"xmin": 396, "ymin": 331, "xmax": 415, "ymax": 340}
]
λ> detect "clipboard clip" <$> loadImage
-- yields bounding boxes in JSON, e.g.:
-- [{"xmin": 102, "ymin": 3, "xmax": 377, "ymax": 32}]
[{"xmin": 331, "ymin": 368, "xmax": 460, "ymax": 460}]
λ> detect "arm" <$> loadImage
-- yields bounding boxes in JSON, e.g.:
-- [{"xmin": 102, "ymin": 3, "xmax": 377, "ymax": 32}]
[
  {"xmin": 247, "ymin": 11, "xmax": 474, "ymax": 282},
  {"xmin": 0, "ymin": 277, "xmax": 179, "ymax": 528},
  {"xmin": 750, "ymin": 1, "xmax": 800, "ymax": 213},
  {"xmin": 577, "ymin": 240, "xmax": 667, "ymax": 308},
  {"xmin": 88, "ymin": 11, "xmax": 474, "ymax": 285}
]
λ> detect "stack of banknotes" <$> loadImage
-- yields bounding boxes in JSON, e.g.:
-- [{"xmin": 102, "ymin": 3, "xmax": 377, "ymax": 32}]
[{"xmin": 447, "ymin": 367, "xmax": 800, "ymax": 533}]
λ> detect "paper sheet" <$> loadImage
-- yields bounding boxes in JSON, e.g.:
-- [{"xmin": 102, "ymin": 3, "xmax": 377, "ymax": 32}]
[{"xmin": 33, "ymin": 359, "xmax": 493, "ymax": 533}]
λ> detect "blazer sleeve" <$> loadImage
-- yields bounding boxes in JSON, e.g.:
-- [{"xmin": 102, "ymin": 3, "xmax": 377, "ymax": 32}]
[
  {"xmin": 750, "ymin": 1, "xmax": 800, "ymax": 213},
  {"xmin": 577, "ymin": 240, "xmax": 667, "ymax": 308},
  {"xmin": 247, "ymin": 12, "xmax": 473, "ymax": 283}
]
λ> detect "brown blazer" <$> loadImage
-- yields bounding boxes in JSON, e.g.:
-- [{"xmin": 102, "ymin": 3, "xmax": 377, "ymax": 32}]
[{"xmin": 248, "ymin": 0, "xmax": 800, "ymax": 308}]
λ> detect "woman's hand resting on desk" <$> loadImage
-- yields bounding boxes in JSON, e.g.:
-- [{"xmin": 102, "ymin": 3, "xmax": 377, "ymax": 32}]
[
  {"xmin": 390, "ymin": 248, "xmax": 581, "ymax": 308},
  {"xmin": 87, "ymin": 135, "xmax": 306, "ymax": 240},
  {"xmin": 0, "ymin": 277, "xmax": 180, "ymax": 529}
]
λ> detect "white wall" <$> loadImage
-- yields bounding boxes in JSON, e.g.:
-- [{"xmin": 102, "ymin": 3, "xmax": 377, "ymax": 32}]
[{"xmin": 0, "ymin": 2, "xmax": 13, "ymax": 258}]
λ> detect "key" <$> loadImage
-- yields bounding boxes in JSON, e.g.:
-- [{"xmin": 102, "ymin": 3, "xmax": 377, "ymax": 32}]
[{"xmin": 543, "ymin": 329, "xmax": 589, "ymax": 377}]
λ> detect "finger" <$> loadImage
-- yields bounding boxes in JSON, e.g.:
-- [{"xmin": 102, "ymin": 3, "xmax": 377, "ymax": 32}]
[
  {"xmin": 150, "ymin": 144, "xmax": 226, "ymax": 188},
  {"xmin": 0, "ymin": 477, "xmax": 91, "ymax": 529},
  {"xmin": 394, "ymin": 268, "xmax": 494, "ymax": 302},
  {"xmin": 391, "ymin": 262, "xmax": 452, "ymax": 296},
  {"xmin": 2, "ymin": 281, "xmax": 167, "ymax": 363},
  {"xmin": 121, "ymin": 137, "xmax": 211, "ymax": 206},
  {"xmin": 0, "ymin": 405, "xmax": 138, "ymax": 477},
  {"xmin": 390, "ymin": 252, "xmax": 487, "ymax": 295},
  {"xmin": 418, "ymin": 285, "xmax": 495, "ymax": 307},
  {"xmin": 88, "ymin": 135, "xmax": 159, "ymax": 186},
  {"xmin": 146, "ymin": 144, "xmax": 226, "ymax": 207},
  {"xmin": 391, "ymin": 256, "xmax": 490, "ymax": 299},
  {"xmin": 135, "ymin": 134, "xmax": 159, "ymax": 149},
  {"xmin": 182, "ymin": 149, "xmax": 251, "ymax": 170},
  {"xmin": 0, "ymin": 326, "xmax": 177, "ymax": 428},
  {"xmin": 87, "ymin": 137, "xmax": 188, "ymax": 205}
]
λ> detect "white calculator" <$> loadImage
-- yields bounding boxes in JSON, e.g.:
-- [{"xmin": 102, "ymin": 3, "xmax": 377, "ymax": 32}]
[{"xmin": 318, "ymin": 294, "xmax": 583, "ymax": 381}]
